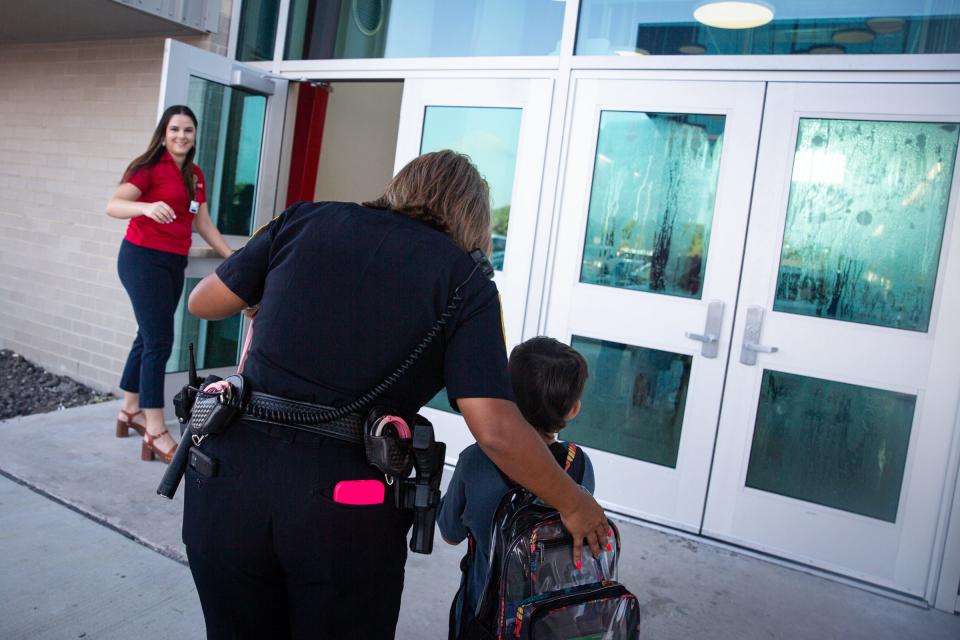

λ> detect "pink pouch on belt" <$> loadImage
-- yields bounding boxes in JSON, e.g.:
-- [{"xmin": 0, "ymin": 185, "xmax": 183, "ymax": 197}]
[{"xmin": 333, "ymin": 480, "xmax": 385, "ymax": 505}]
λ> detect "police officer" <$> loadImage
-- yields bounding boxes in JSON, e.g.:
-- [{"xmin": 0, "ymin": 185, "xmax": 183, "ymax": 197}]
[{"xmin": 185, "ymin": 151, "xmax": 609, "ymax": 639}]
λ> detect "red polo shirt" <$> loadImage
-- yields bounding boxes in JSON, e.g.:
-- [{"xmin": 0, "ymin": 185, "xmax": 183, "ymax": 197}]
[{"xmin": 124, "ymin": 151, "xmax": 207, "ymax": 255}]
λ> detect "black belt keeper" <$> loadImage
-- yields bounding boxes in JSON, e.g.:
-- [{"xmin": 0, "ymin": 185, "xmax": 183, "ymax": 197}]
[{"xmin": 244, "ymin": 392, "xmax": 365, "ymax": 445}]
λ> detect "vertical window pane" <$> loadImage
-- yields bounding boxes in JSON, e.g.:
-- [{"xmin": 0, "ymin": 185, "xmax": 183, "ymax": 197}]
[
  {"xmin": 237, "ymin": 0, "xmax": 281, "ymax": 62},
  {"xmin": 576, "ymin": 1, "xmax": 960, "ymax": 56},
  {"xmin": 565, "ymin": 336, "xmax": 692, "ymax": 468},
  {"xmin": 746, "ymin": 370, "xmax": 915, "ymax": 523},
  {"xmin": 774, "ymin": 119, "xmax": 959, "ymax": 332},
  {"xmin": 167, "ymin": 279, "xmax": 242, "ymax": 373},
  {"xmin": 188, "ymin": 77, "xmax": 267, "ymax": 236},
  {"xmin": 285, "ymin": 0, "xmax": 564, "ymax": 60},
  {"xmin": 420, "ymin": 106, "xmax": 522, "ymax": 271},
  {"xmin": 580, "ymin": 112, "xmax": 725, "ymax": 298}
]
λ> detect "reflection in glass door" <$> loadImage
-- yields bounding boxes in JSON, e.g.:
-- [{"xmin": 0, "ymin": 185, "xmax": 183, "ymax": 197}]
[
  {"xmin": 704, "ymin": 83, "xmax": 960, "ymax": 597},
  {"xmin": 393, "ymin": 77, "xmax": 552, "ymax": 458},
  {"xmin": 545, "ymin": 78, "xmax": 765, "ymax": 530}
]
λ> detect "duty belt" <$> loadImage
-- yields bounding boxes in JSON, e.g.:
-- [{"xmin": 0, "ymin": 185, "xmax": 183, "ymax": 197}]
[{"xmin": 244, "ymin": 392, "xmax": 364, "ymax": 445}]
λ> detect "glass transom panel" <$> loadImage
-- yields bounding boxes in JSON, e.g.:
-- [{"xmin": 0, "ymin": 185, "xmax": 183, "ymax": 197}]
[
  {"xmin": 187, "ymin": 77, "xmax": 267, "ymax": 236},
  {"xmin": 580, "ymin": 111, "xmax": 725, "ymax": 298},
  {"xmin": 285, "ymin": 0, "xmax": 565, "ymax": 60},
  {"xmin": 565, "ymin": 335, "xmax": 692, "ymax": 468},
  {"xmin": 576, "ymin": 1, "xmax": 960, "ymax": 56},
  {"xmin": 746, "ymin": 370, "xmax": 916, "ymax": 523},
  {"xmin": 774, "ymin": 118, "xmax": 959, "ymax": 332},
  {"xmin": 420, "ymin": 106, "xmax": 522, "ymax": 272}
]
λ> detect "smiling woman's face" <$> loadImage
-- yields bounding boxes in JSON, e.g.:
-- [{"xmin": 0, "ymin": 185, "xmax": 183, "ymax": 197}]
[{"xmin": 164, "ymin": 114, "xmax": 196, "ymax": 160}]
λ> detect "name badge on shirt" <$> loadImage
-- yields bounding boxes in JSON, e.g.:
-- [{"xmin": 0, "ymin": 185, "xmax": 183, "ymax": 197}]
[{"xmin": 189, "ymin": 200, "xmax": 199, "ymax": 214}]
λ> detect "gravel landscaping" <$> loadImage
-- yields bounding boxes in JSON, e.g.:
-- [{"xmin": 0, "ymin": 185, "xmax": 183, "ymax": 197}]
[{"xmin": 0, "ymin": 350, "xmax": 114, "ymax": 421}]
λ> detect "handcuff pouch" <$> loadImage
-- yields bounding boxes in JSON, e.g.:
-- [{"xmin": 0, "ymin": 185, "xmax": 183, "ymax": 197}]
[{"xmin": 363, "ymin": 407, "xmax": 414, "ymax": 478}]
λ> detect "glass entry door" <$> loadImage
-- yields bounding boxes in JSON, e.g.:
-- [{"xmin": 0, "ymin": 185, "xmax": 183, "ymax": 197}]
[
  {"xmin": 159, "ymin": 39, "xmax": 288, "ymax": 412},
  {"xmin": 392, "ymin": 77, "xmax": 553, "ymax": 458},
  {"xmin": 704, "ymin": 83, "xmax": 960, "ymax": 597},
  {"xmin": 544, "ymin": 78, "xmax": 765, "ymax": 531}
]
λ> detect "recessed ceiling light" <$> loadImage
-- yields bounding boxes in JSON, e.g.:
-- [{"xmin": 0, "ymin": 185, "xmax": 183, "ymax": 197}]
[
  {"xmin": 809, "ymin": 45, "xmax": 846, "ymax": 55},
  {"xmin": 832, "ymin": 29, "xmax": 875, "ymax": 44},
  {"xmin": 865, "ymin": 17, "xmax": 906, "ymax": 34},
  {"xmin": 693, "ymin": 1, "xmax": 774, "ymax": 30},
  {"xmin": 679, "ymin": 43, "xmax": 707, "ymax": 54},
  {"xmin": 614, "ymin": 49, "xmax": 650, "ymax": 56}
]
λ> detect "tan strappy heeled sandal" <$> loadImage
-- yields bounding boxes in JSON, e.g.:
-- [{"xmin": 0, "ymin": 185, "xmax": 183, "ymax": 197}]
[
  {"xmin": 116, "ymin": 409, "xmax": 146, "ymax": 438},
  {"xmin": 141, "ymin": 429, "xmax": 177, "ymax": 464}
]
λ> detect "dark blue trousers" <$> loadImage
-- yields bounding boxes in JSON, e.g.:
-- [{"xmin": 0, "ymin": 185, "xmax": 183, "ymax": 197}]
[
  {"xmin": 117, "ymin": 239, "xmax": 187, "ymax": 408},
  {"xmin": 183, "ymin": 419, "xmax": 412, "ymax": 639}
]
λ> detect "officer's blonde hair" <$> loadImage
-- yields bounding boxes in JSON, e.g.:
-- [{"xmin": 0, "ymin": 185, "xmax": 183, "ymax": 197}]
[{"xmin": 364, "ymin": 150, "xmax": 492, "ymax": 255}]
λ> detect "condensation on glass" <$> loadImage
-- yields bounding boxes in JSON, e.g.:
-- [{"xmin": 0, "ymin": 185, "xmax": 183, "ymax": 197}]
[
  {"xmin": 565, "ymin": 335, "xmax": 691, "ymax": 468},
  {"xmin": 237, "ymin": 0, "xmax": 281, "ymax": 62},
  {"xmin": 420, "ymin": 106, "xmax": 522, "ymax": 272},
  {"xmin": 580, "ymin": 111, "xmax": 725, "ymax": 298},
  {"xmin": 284, "ymin": 0, "xmax": 565, "ymax": 60},
  {"xmin": 167, "ymin": 279, "xmax": 242, "ymax": 373},
  {"xmin": 774, "ymin": 118, "xmax": 959, "ymax": 332},
  {"xmin": 746, "ymin": 370, "xmax": 916, "ymax": 523},
  {"xmin": 187, "ymin": 77, "xmax": 267, "ymax": 236},
  {"xmin": 576, "ymin": 0, "xmax": 960, "ymax": 56}
]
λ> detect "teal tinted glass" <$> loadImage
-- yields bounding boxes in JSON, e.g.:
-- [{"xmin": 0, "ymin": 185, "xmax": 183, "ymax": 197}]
[
  {"xmin": 167, "ymin": 279, "xmax": 242, "ymax": 373},
  {"xmin": 420, "ymin": 106, "xmax": 522, "ymax": 271},
  {"xmin": 576, "ymin": 1, "xmax": 960, "ymax": 55},
  {"xmin": 746, "ymin": 370, "xmax": 916, "ymax": 523},
  {"xmin": 580, "ymin": 111, "xmax": 724, "ymax": 298},
  {"xmin": 237, "ymin": 0, "xmax": 281, "ymax": 62},
  {"xmin": 285, "ymin": 0, "xmax": 564, "ymax": 60},
  {"xmin": 565, "ymin": 336, "xmax": 692, "ymax": 468},
  {"xmin": 188, "ymin": 77, "xmax": 267, "ymax": 236},
  {"xmin": 774, "ymin": 119, "xmax": 959, "ymax": 332},
  {"xmin": 425, "ymin": 389, "xmax": 451, "ymax": 414}
]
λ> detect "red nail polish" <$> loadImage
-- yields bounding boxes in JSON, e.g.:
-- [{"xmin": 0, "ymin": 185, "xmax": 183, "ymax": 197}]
[
  {"xmin": 576, "ymin": 561, "xmax": 582, "ymax": 570},
  {"xmin": 607, "ymin": 530, "xmax": 613, "ymax": 537},
  {"xmin": 606, "ymin": 543, "xmax": 612, "ymax": 552}
]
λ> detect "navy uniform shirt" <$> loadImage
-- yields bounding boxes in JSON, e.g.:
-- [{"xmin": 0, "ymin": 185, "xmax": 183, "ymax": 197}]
[{"xmin": 215, "ymin": 201, "xmax": 513, "ymax": 413}]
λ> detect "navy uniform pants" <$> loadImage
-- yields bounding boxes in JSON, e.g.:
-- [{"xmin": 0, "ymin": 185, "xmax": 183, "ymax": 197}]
[{"xmin": 183, "ymin": 418, "xmax": 412, "ymax": 639}]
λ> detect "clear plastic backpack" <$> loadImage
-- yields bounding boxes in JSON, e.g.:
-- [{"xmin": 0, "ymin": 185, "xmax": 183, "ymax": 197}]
[{"xmin": 453, "ymin": 442, "xmax": 641, "ymax": 640}]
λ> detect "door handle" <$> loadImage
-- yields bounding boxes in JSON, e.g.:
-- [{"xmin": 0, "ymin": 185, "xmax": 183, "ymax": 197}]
[
  {"xmin": 685, "ymin": 300, "xmax": 724, "ymax": 358},
  {"xmin": 740, "ymin": 305, "xmax": 779, "ymax": 366}
]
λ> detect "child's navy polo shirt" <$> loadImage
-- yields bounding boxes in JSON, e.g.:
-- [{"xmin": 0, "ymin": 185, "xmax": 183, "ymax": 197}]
[{"xmin": 215, "ymin": 200, "xmax": 513, "ymax": 413}]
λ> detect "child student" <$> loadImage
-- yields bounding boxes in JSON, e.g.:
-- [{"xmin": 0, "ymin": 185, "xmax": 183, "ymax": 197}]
[{"xmin": 438, "ymin": 336, "xmax": 596, "ymax": 635}]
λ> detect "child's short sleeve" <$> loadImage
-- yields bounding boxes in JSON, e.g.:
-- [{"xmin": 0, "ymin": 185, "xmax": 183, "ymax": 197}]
[{"xmin": 437, "ymin": 453, "xmax": 470, "ymax": 545}]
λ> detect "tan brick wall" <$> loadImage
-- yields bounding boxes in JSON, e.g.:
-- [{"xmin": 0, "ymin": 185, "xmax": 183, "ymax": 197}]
[{"xmin": 0, "ymin": 2, "xmax": 234, "ymax": 392}]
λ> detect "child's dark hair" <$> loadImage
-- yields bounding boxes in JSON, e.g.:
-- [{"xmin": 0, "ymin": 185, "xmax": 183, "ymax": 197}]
[{"xmin": 509, "ymin": 336, "xmax": 588, "ymax": 435}]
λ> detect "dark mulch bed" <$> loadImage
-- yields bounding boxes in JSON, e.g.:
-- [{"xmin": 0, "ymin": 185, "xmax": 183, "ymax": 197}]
[{"xmin": 0, "ymin": 349, "xmax": 115, "ymax": 420}]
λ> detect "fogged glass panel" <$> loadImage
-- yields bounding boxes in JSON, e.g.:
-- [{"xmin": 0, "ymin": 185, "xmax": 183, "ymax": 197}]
[
  {"xmin": 577, "ymin": 1, "xmax": 960, "ymax": 56},
  {"xmin": 774, "ymin": 119, "xmax": 959, "ymax": 332},
  {"xmin": 188, "ymin": 77, "xmax": 267, "ymax": 236},
  {"xmin": 167, "ymin": 279, "xmax": 242, "ymax": 373},
  {"xmin": 421, "ymin": 106, "xmax": 522, "ymax": 271},
  {"xmin": 581, "ymin": 111, "xmax": 724, "ymax": 298},
  {"xmin": 746, "ymin": 370, "xmax": 915, "ymax": 523},
  {"xmin": 565, "ymin": 336, "xmax": 692, "ymax": 468},
  {"xmin": 237, "ymin": 0, "xmax": 281, "ymax": 62},
  {"xmin": 285, "ymin": 0, "xmax": 564, "ymax": 60}
]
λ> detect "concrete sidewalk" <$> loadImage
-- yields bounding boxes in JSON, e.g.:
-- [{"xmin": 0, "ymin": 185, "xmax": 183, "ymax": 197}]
[{"xmin": 1, "ymin": 400, "xmax": 958, "ymax": 639}]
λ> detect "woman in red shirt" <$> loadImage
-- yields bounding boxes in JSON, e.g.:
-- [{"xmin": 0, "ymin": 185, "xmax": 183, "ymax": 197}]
[{"xmin": 106, "ymin": 105, "xmax": 233, "ymax": 463}]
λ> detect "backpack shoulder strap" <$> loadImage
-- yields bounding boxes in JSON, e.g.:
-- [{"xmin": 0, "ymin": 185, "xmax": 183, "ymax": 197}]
[{"xmin": 560, "ymin": 441, "xmax": 587, "ymax": 486}]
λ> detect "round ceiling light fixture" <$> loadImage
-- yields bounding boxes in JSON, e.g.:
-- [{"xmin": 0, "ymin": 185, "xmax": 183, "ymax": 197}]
[
  {"xmin": 679, "ymin": 43, "xmax": 707, "ymax": 54},
  {"xmin": 693, "ymin": 1, "xmax": 774, "ymax": 29},
  {"xmin": 865, "ymin": 17, "xmax": 906, "ymax": 34},
  {"xmin": 832, "ymin": 29, "xmax": 875, "ymax": 44},
  {"xmin": 809, "ymin": 45, "xmax": 846, "ymax": 55}
]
